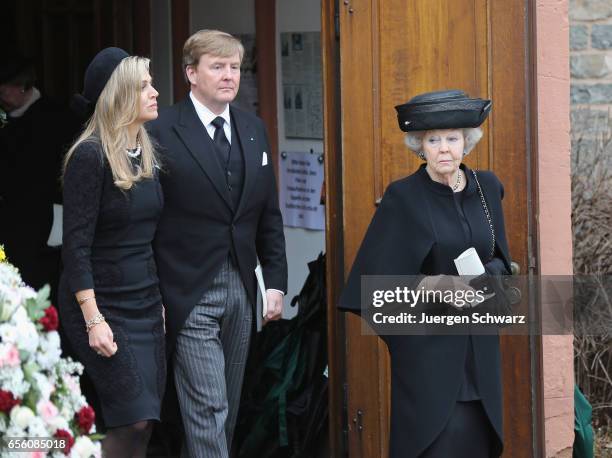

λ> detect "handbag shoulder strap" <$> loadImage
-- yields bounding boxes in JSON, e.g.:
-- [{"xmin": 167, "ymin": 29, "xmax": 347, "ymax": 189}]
[{"xmin": 471, "ymin": 170, "xmax": 496, "ymax": 262}]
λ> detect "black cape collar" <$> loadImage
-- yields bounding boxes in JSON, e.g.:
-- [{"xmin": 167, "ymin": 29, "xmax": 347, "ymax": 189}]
[{"xmin": 416, "ymin": 163, "xmax": 477, "ymax": 196}]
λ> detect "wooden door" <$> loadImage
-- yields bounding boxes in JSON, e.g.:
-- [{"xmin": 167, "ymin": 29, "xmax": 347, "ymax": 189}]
[{"xmin": 323, "ymin": 0, "xmax": 540, "ymax": 456}]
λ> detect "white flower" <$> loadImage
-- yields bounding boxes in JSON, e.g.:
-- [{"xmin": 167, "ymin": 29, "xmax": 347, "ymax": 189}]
[
  {"xmin": 32, "ymin": 372, "xmax": 54, "ymax": 402},
  {"xmin": 63, "ymin": 375, "xmax": 79, "ymax": 394},
  {"xmin": 0, "ymin": 366, "xmax": 29, "ymax": 397},
  {"xmin": 0, "ymin": 263, "xmax": 22, "ymax": 286},
  {"xmin": 1, "ymin": 288, "xmax": 21, "ymax": 308},
  {"xmin": 11, "ymin": 305, "xmax": 30, "ymax": 326},
  {"xmin": 15, "ymin": 319, "xmax": 39, "ymax": 354},
  {"xmin": 27, "ymin": 416, "xmax": 49, "ymax": 437},
  {"xmin": 46, "ymin": 415, "xmax": 69, "ymax": 434},
  {"xmin": 5, "ymin": 423, "xmax": 26, "ymax": 440},
  {"xmin": 71, "ymin": 436, "xmax": 101, "ymax": 458},
  {"xmin": 36, "ymin": 332, "xmax": 61, "ymax": 370},
  {"xmin": 44, "ymin": 331, "xmax": 61, "ymax": 349},
  {"xmin": 10, "ymin": 406, "xmax": 35, "ymax": 429},
  {"xmin": 0, "ymin": 259, "xmax": 101, "ymax": 456},
  {"xmin": 0, "ymin": 323, "xmax": 18, "ymax": 343},
  {"xmin": 0, "ymin": 298, "xmax": 18, "ymax": 322}
]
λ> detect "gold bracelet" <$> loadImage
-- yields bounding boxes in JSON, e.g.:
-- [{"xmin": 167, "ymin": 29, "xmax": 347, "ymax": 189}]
[
  {"xmin": 85, "ymin": 313, "xmax": 105, "ymax": 332},
  {"xmin": 78, "ymin": 295, "xmax": 96, "ymax": 305}
]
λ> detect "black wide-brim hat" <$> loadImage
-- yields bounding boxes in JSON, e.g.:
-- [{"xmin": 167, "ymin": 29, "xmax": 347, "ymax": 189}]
[
  {"xmin": 395, "ymin": 89, "xmax": 491, "ymax": 132},
  {"xmin": 71, "ymin": 47, "xmax": 129, "ymax": 119}
]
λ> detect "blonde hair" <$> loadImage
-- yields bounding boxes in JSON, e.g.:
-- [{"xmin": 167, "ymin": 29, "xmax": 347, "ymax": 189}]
[
  {"xmin": 64, "ymin": 56, "xmax": 157, "ymax": 190},
  {"xmin": 183, "ymin": 29, "xmax": 244, "ymax": 79},
  {"xmin": 404, "ymin": 127, "xmax": 483, "ymax": 158}
]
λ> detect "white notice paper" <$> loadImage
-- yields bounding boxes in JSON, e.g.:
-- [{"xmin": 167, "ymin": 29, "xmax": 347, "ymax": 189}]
[
  {"xmin": 279, "ymin": 151, "xmax": 325, "ymax": 230},
  {"xmin": 255, "ymin": 264, "xmax": 268, "ymax": 317},
  {"xmin": 454, "ymin": 247, "xmax": 486, "ymax": 276}
]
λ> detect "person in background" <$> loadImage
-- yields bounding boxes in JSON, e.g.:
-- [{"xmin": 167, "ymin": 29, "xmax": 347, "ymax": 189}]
[
  {"xmin": 59, "ymin": 47, "xmax": 164, "ymax": 458},
  {"xmin": 0, "ymin": 52, "xmax": 79, "ymax": 299}
]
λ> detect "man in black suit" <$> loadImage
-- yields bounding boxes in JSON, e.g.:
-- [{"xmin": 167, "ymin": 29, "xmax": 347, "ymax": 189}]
[{"xmin": 149, "ymin": 30, "xmax": 287, "ymax": 458}]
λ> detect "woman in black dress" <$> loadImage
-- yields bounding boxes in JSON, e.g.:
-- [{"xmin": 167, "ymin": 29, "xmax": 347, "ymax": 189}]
[
  {"xmin": 58, "ymin": 47, "xmax": 164, "ymax": 457},
  {"xmin": 339, "ymin": 90, "xmax": 513, "ymax": 457}
]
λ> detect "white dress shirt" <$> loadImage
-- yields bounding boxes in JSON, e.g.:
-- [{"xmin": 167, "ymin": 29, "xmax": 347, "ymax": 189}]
[{"xmin": 189, "ymin": 92, "xmax": 232, "ymax": 144}]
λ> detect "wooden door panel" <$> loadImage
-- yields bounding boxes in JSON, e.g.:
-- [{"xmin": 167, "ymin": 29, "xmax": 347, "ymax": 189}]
[
  {"xmin": 338, "ymin": 1, "xmax": 390, "ymax": 455},
  {"xmin": 378, "ymin": 0, "xmax": 491, "ymax": 190},
  {"xmin": 489, "ymin": 1, "xmax": 535, "ymax": 456},
  {"xmin": 334, "ymin": 0, "xmax": 537, "ymax": 456}
]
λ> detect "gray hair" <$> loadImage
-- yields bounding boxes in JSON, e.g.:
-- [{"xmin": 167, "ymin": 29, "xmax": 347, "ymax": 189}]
[{"xmin": 404, "ymin": 127, "xmax": 484, "ymax": 158}]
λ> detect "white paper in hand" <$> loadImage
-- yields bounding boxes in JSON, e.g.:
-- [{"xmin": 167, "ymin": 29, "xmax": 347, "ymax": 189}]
[
  {"xmin": 454, "ymin": 247, "xmax": 485, "ymax": 276},
  {"xmin": 255, "ymin": 264, "xmax": 268, "ymax": 317}
]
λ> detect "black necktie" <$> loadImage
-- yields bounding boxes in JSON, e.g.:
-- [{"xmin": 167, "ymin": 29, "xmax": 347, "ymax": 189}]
[{"xmin": 211, "ymin": 116, "xmax": 230, "ymax": 165}]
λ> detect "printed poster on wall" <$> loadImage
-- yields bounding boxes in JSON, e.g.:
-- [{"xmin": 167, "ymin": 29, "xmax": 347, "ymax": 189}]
[
  {"xmin": 279, "ymin": 151, "xmax": 325, "ymax": 230},
  {"xmin": 233, "ymin": 34, "xmax": 258, "ymax": 114},
  {"xmin": 281, "ymin": 32, "xmax": 323, "ymax": 139}
]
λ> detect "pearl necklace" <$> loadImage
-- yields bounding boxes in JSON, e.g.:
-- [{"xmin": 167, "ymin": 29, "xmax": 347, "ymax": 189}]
[
  {"xmin": 126, "ymin": 142, "xmax": 142, "ymax": 158},
  {"xmin": 451, "ymin": 170, "xmax": 462, "ymax": 191}
]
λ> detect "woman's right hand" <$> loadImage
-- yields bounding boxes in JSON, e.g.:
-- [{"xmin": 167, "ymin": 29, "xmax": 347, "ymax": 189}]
[{"xmin": 88, "ymin": 321, "xmax": 118, "ymax": 357}]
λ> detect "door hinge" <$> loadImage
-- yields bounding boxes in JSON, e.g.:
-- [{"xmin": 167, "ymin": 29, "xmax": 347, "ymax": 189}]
[
  {"xmin": 529, "ymin": 255, "xmax": 537, "ymax": 271},
  {"xmin": 352, "ymin": 409, "xmax": 364, "ymax": 433},
  {"xmin": 342, "ymin": 382, "xmax": 349, "ymax": 442},
  {"xmin": 335, "ymin": 0, "xmax": 340, "ymax": 40}
]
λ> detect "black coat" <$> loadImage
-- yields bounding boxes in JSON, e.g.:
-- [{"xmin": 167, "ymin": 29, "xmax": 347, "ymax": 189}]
[
  {"xmin": 0, "ymin": 96, "xmax": 79, "ymax": 291},
  {"xmin": 148, "ymin": 99, "xmax": 287, "ymax": 349},
  {"xmin": 338, "ymin": 164, "xmax": 511, "ymax": 457}
]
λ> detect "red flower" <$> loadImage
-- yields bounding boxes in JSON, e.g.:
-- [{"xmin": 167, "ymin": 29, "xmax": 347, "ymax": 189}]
[
  {"xmin": 76, "ymin": 405, "xmax": 95, "ymax": 433},
  {"xmin": 0, "ymin": 389, "xmax": 20, "ymax": 413},
  {"xmin": 54, "ymin": 429, "xmax": 75, "ymax": 454},
  {"xmin": 39, "ymin": 305, "xmax": 59, "ymax": 331}
]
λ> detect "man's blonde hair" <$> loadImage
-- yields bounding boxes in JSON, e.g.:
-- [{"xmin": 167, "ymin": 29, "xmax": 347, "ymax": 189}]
[{"xmin": 183, "ymin": 29, "xmax": 244, "ymax": 78}]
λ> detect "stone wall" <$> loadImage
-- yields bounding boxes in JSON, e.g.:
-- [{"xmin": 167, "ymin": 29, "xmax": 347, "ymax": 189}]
[{"xmin": 570, "ymin": 0, "xmax": 612, "ymax": 158}]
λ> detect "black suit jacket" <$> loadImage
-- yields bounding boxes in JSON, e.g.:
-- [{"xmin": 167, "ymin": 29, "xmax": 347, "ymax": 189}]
[{"xmin": 148, "ymin": 98, "xmax": 287, "ymax": 348}]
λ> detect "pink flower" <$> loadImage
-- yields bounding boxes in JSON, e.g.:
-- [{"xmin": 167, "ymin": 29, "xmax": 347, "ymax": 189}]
[
  {"xmin": 36, "ymin": 400, "xmax": 59, "ymax": 423},
  {"xmin": 29, "ymin": 451, "xmax": 46, "ymax": 458},
  {"xmin": 0, "ymin": 344, "xmax": 20, "ymax": 367}
]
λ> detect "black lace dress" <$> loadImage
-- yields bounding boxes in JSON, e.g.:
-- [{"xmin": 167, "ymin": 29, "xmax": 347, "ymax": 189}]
[{"xmin": 58, "ymin": 140, "xmax": 166, "ymax": 428}]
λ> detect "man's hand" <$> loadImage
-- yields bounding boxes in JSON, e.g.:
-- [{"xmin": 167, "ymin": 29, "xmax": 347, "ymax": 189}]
[{"xmin": 264, "ymin": 289, "xmax": 283, "ymax": 324}]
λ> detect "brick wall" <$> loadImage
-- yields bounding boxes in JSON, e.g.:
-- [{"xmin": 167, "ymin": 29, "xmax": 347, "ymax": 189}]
[{"xmin": 570, "ymin": 0, "xmax": 612, "ymax": 157}]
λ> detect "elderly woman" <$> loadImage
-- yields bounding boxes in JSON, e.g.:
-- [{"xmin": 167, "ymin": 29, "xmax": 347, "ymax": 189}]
[{"xmin": 339, "ymin": 90, "xmax": 512, "ymax": 457}]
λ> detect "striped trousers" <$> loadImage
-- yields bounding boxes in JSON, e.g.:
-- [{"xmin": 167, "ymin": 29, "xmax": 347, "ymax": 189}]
[{"xmin": 174, "ymin": 257, "xmax": 253, "ymax": 458}]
